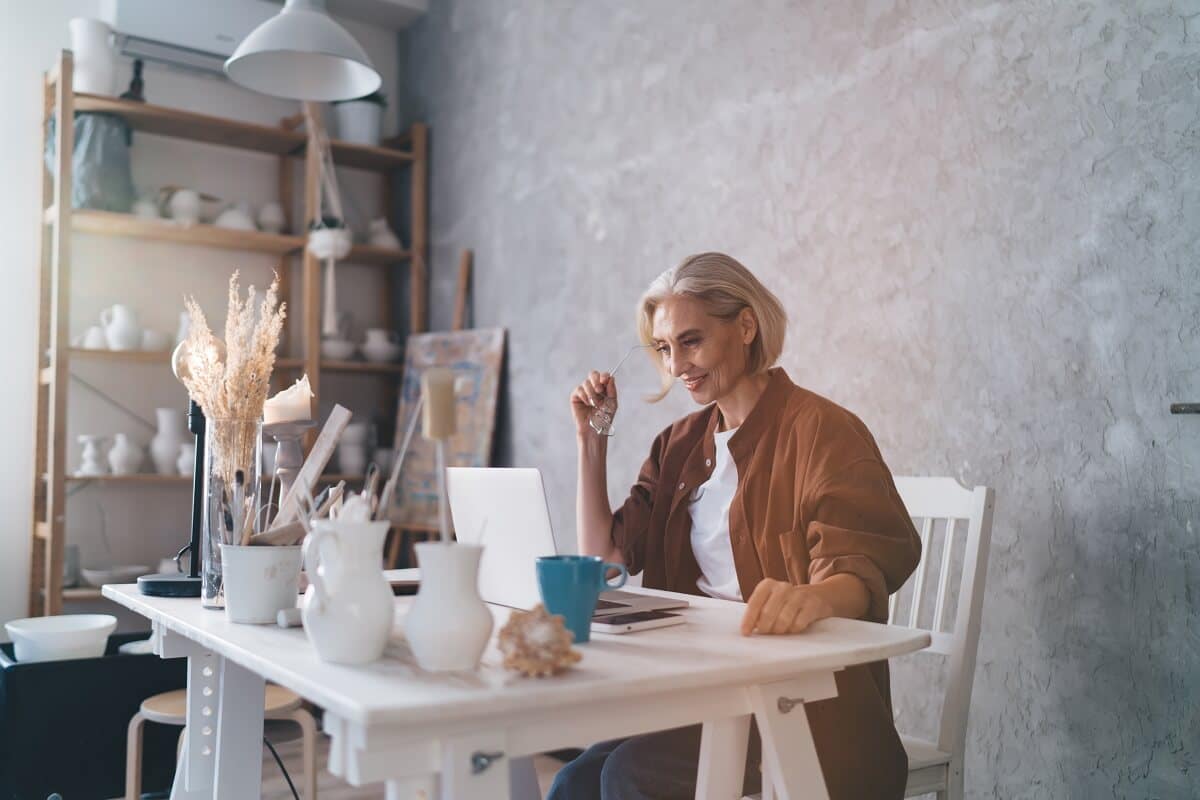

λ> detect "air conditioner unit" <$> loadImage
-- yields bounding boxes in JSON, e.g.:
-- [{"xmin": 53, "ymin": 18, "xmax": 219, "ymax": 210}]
[{"xmin": 105, "ymin": 0, "xmax": 279, "ymax": 76}]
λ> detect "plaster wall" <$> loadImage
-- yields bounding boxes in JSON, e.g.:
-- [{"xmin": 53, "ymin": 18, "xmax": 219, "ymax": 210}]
[{"xmin": 404, "ymin": 2, "xmax": 1200, "ymax": 796}]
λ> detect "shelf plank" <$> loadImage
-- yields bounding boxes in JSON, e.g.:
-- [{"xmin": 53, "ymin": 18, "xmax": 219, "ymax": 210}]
[
  {"xmin": 65, "ymin": 473, "xmax": 189, "ymax": 485},
  {"xmin": 73, "ymin": 210, "xmax": 306, "ymax": 255},
  {"xmin": 75, "ymin": 92, "xmax": 304, "ymax": 156},
  {"xmin": 346, "ymin": 244, "xmax": 412, "ymax": 265},
  {"xmin": 330, "ymin": 140, "xmax": 415, "ymax": 172},
  {"xmin": 68, "ymin": 347, "xmax": 172, "ymax": 364},
  {"xmin": 277, "ymin": 359, "xmax": 403, "ymax": 375},
  {"xmin": 73, "ymin": 93, "xmax": 416, "ymax": 172}
]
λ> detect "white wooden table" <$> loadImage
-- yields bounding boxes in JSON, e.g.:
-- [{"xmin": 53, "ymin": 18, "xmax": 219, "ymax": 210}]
[{"xmin": 103, "ymin": 584, "xmax": 928, "ymax": 800}]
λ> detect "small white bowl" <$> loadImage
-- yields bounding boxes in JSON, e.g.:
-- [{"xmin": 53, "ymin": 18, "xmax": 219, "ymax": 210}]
[
  {"xmin": 80, "ymin": 564, "xmax": 151, "ymax": 587},
  {"xmin": 360, "ymin": 340, "xmax": 402, "ymax": 363},
  {"xmin": 320, "ymin": 339, "xmax": 357, "ymax": 360},
  {"xmin": 4, "ymin": 614, "xmax": 117, "ymax": 663}
]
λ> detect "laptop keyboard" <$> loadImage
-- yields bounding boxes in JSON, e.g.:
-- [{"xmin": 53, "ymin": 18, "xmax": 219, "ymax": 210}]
[{"xmin": 594, "ymin": 599, "xmax": 631, "ymax": 611}]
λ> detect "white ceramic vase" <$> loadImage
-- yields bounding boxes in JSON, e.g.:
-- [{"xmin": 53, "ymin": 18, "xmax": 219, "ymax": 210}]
[
  {"xmin": 177, "ymin": 443, "xmax": 196, "ymax": 477},
  {"xmin": 150, "ymin": 408, "xmax": 186, "ymax": 475},
  {"xmin": 302, "ymin": 520, "xmax": 394, "ymax": 664},
  {"xmin": 69, "ymin": 18, "xmax": 116, "ymax": 95},
  {"xmin": 100, "ymin": 304, "xmax": 141, "ymax": 350},
  {"xmin": 107, "ymin": 433, "xmax": 142, "ymax": 475},
  {"xmin": 404, "ymin": 542, "xmax": 493, "ymax": 672}
]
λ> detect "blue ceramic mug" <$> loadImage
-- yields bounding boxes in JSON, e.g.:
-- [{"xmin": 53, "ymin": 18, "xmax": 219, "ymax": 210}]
[{"xmin": 536, "ymin": 555, "xmax": 628, "ymax": 643}]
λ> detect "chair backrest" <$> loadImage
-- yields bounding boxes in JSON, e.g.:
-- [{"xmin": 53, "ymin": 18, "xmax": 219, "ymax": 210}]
[{"xmin": 889, "ymin": 476, "xmax": 995, "ymax": 757}]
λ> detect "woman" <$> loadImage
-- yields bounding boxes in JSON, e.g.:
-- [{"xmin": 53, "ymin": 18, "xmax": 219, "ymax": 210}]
[{"xmin": 553, "ymin": 252, "xmax": 922, "ymax": 800}]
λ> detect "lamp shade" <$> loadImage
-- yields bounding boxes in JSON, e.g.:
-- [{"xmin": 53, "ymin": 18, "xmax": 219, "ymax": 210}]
[{"xmin": 224, "ymin": 0, "xmax": 381, "ymax": 102}]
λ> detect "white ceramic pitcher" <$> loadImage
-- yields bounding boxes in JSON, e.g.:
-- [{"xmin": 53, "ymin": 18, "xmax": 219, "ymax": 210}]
[
  {"xmin": 69, "ymin": 18, "xmax": 116, "ymax": 95},
  {"xmin": 404, "ymin": 542, "xmax": 493, "ymax": 672},
  {"xmin": 100, "ymin": 304, "xmax": 141, "ymax": 350},
  {"xmin": 302, "ymin": 519, "xmax": 394, "ymax": 664}
]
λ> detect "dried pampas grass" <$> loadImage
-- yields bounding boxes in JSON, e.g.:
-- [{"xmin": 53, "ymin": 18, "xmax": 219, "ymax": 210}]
[{"xmin": 180, "ymin": 271, "xmax": 286, "ymax": 491}]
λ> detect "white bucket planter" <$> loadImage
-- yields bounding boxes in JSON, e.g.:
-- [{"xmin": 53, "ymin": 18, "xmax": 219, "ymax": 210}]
[
  {"xmin": 333, "ymin": 100, "xmax": 383, "ymax": 146},
  {"xmin": 220, "ymin": 544, "xmax": 302, "ymax": 624},
  {"xmin": 69, "ymin": 18, "xmax": 116, "ymax": 96}
]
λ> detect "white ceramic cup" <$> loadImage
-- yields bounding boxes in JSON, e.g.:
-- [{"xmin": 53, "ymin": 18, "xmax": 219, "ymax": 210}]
[
  {"xmin": 337, "ymin": 443, "xmax": 367, "ymax": 476},
  {"xmin": 220, "ymin": 544, "xmax": 302, "ymax": 624},
  {"xmin": 340, "ymin": 422, "xmax": 369, "ymax": 445}
]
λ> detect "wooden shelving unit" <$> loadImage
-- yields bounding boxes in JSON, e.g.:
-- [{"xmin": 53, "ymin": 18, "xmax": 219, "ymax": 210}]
[{"xmin": 28, "ymin": 51, "xmax": 429, "ymax": 616}]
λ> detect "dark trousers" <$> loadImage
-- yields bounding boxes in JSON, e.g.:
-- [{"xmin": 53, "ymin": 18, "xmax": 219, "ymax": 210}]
[{"xmin": 546, "ymin": 724, "xmax": 762, "ymax": 800}]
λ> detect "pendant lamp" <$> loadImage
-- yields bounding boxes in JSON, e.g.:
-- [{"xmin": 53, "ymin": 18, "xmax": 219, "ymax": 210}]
[{"xmin": 224, "ymin": 0, "xmax": 381, "ymax": 101}]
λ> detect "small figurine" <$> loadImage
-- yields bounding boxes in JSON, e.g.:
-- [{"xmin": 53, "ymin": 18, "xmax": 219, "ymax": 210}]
[
  {"xmin": 497, "ymin": 604, "xmax": 582, "ymax": 678},
  {"xmin": 120, "ymin": 59, "xmax": 145, "ymax": 102}
]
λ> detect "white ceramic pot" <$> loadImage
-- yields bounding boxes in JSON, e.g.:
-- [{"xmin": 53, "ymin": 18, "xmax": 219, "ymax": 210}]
[
  {"xmin": 177, "ymin": 443, "xmax": 196, "ymax": 477},
  {"xmin": 302, "ymin": 520, "xmax": 394, "ymax": 664},
  {"xmin": 101, "ymin": 304, "xmax": 141, "ymax": 350},
  {"xmin": 108, "ymin": 433, "xmax": 142, "ymax": 475},
  {"xmin": 4, "ymin": 614, "xmax": 117, "ymax": 663},
  {"xmin": 361, "ymin": 340, "xmax": 402, "ymax": 363},
  {"xmin": 81, "ymin": 325, "xmax": 107, "ymax": 349},
  {"xmin": 69, "ymin": 19, "xmax": 116, "ymax": 95},
  {"xmin": 367, "ymin": 218, "xmax": 402, "ymax": 249},
  {"xmin": 334, "ymin": 100, "xmax": 383, "ymax": 146},
  {"xmin": 150, "ymin": 408, "xmax": 186, "ymax": 475},
  {"xmin": 404, "ymin": 542, "xmax": 493, "ymax": 672},
  {"xmin": 77, "ymin": 434, "xmax": 108, "ymax": 476},
  {"xmin": 257, "ymin": 202, "xmax": 286, "ymax": 234},
  {"xmin": 214, "ymin": 205, "xmax": 256, "ymax": 231},
  {"xmin": 167, "ymin": 189, "xmax": 201, "ymax": 225},
  {"xmin": 221, "ymin": 544, "xmax": 303, "ymax": 624}
]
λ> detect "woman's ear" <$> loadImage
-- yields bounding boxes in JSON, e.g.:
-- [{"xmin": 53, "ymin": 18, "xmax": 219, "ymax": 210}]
[{"xmin": 738, "ymin": 307, "xmax": 759, "ymax": 345}]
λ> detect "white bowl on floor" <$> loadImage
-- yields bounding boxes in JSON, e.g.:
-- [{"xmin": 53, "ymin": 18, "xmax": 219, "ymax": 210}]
[
  {"xmin": 81, "ymin": 564, "xmax": 151, "ymax": 587},
  {"xmin": 4, "ymin": 614, "xmax": 117, "ymax": 662}
]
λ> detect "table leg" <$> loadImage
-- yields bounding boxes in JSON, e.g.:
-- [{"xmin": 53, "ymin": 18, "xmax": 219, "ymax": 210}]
[
  {"xmin": 695, "ymin": 713, "xmax": 751, "ymax": 800},
  {"xmin": 212, "ymin": 657, "xmax": 266, "ymax": 797},
  {"xmin": 748, "ymin": 672, "xmax": 838, "ymax": 800}
]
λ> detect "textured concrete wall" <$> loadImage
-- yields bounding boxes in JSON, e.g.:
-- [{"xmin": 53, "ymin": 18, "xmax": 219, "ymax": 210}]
[{"xmin": 403, "ymin": 2, "xmax": 1199, "ymax": 796}]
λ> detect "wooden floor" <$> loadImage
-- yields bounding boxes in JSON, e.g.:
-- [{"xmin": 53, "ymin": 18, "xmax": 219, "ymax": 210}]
[{"xmin": 259, "ymin": 730, "xmax": 562, "ymax": 799}]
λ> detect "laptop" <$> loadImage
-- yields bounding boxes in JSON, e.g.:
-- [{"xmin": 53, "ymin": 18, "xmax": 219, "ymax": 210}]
[{"xmin": 445, "ymin": 467, "xmax": 689, "ymax": 618}]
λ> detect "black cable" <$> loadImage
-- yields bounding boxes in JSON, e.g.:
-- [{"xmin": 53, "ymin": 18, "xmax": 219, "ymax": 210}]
[{"xmin": 263, "ymin": 736, "xmax": 301, "ymax": 800}]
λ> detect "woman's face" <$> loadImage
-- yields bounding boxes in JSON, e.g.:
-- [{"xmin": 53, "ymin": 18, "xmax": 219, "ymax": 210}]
[{"xmin": 650, "ymin": 294, "xmax": 757, "ymax": 406}]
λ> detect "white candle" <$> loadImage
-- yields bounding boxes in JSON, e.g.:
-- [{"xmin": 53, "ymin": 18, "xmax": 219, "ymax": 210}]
[{"xmin": 264, "ymin": 375, "xmax": 314, "ymax": 424}]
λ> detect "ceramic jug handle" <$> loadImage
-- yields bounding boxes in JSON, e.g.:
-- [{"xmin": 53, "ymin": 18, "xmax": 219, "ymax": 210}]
[
  {"xmin": 303, "ymin": 527, "xmax": 339, "ymax": 613},
  {"xmin": 99, "ymin": 307, "xmax": 112, "ymax": 327}
]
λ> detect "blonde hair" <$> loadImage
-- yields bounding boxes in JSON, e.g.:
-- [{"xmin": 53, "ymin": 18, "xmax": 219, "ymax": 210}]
[{"xmin": 637, "ymin": 252, "xmax": 787, "ymax": 399}]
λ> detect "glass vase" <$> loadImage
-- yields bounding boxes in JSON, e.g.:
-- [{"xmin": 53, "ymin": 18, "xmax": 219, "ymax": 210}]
[{"xmin": 201, "ymin": 417, "xmax": 262, "ymax": 608}]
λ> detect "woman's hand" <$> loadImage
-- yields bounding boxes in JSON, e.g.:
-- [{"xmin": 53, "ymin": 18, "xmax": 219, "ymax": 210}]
[
  {"xmin": 740, "ymin": 579, "xmax": 834, "ymax": 636},
  {"xmin": 570, "ymin": 371, "xmax": 618, "ymax": 437}
]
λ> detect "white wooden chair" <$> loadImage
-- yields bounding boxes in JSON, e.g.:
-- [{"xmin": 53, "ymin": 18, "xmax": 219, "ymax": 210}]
[{"xmin": 748, "ymin": 477, "xmax": 994, "ymax": 800}]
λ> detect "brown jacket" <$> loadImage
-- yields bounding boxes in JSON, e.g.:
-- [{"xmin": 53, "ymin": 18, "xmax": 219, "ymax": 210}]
[{"xmin": 611, "ymin": 367, "xmax": 921, "ymax": 799}]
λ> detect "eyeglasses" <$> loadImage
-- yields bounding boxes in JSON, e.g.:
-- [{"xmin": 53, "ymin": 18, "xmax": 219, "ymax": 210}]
[{"xmin": 588, "ymin": 344, "xmax": 652, "ymax": 436}]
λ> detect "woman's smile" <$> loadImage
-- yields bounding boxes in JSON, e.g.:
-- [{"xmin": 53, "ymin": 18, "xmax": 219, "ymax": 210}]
[{"xmin": 682, "ymin": 373, "xmax": 708, "ymax": 392}]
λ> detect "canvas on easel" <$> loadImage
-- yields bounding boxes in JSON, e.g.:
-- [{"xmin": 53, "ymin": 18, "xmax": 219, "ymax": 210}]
[{"xmin": 388, "ymin": 328, "xmax": 505, "ymax": 530}]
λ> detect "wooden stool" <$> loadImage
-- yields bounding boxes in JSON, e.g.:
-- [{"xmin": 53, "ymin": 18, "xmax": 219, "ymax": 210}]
[{"xmin": 126, "ymin": 684, "xmax": 317, "ymax": 800}]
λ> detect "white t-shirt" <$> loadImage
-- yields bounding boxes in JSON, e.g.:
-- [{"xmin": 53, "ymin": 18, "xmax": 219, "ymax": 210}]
[{"xmin": 687, "ymin": 426, "xmax": 743, "ymax": 602}]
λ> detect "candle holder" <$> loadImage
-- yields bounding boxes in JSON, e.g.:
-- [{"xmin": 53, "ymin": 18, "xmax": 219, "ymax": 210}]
[{"xmin": 263, "ymin": 419, "xmax": 317, "ymax": 511}]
